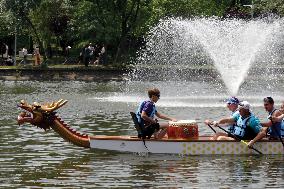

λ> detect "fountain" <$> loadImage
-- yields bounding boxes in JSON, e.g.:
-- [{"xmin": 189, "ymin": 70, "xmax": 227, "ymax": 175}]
[{"xmin": 131, "ymin": 17, "xmax": 283, "ymax": 96}]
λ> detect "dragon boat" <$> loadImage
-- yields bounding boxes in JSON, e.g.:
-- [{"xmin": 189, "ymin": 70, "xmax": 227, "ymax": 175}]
[{"xmin": 17, "ymin": 99, "xmax": 284, "ymax": 155}]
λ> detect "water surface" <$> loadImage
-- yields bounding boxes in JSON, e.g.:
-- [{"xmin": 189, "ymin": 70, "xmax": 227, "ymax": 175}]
[{"xmin": 0, "ymin": 80, "xmax": 283, "ymax": 188}]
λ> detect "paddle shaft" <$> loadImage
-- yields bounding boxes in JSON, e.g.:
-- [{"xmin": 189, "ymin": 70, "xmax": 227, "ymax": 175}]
[
  {"xmin": 207, "ymin": 124, "xmax": 217, "ymax": 133},
  {"xmin": 216, "ymin": 125, "xmax": 262, "ymax": 154}
]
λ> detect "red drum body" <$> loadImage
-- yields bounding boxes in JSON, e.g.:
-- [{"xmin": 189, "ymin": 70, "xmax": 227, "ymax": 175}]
[{"xmin": 167, "ymin": 120, "xmax": 198, "ymax": 139}]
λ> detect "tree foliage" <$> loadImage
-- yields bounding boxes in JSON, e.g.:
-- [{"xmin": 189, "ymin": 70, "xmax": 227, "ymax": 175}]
[
  {"xmin": 254, "ymin": 0, "xmax": 284, "ymax": 16},
  {"xmin": 1, "ymin": 0, "xmax": 283, "ymax": 63},
  {"xmin": 0, "ymin": 0, "xmax": 16, "ymax": 36}
]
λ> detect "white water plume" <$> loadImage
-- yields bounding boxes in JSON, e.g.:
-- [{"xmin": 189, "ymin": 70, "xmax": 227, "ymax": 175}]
[
  {"xmin": 132, "ymin": 17, "xmax": 283, "ymax": 95},
  {"xmin": 184, "ymin": 18, "xmax": 281, "ymax": 95}
]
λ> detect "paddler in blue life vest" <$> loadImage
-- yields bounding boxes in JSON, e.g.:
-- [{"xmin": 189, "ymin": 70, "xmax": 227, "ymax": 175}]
[
  {"xmin": 271, "ymin": 101, "xmax": 284, "ymax": 138},
  {"xmin": 204, "ymin": 97, "xmax": 240, "ymax": 140},
  {"xmin": 248, "ymin": 97, "xmax": 283, "ymax": 148},
  {"xmin": 207, "ymin": 101, "xmax": 262, "ymax": 141},
  {"xmin": 136, "ymin": 88, "xmax": 177, "ymax": 139}
]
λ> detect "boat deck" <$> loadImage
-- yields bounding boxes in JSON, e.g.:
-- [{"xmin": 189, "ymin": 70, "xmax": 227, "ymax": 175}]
[{"xmin": 90, "ymin": 135, "xmax": 277, "ymax": 142}]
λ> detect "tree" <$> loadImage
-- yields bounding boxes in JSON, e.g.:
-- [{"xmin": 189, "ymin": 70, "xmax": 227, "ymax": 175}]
[
  {"xmin": 2, "ymin": 0, "xmax": 277, "ymax": 65},
  {"xmin": 254, "ymin": 0, "xmax": 284, "ymax": 16},
  {"xmin": 29, "ymin": 0, "xmax": 71, "ymax": 58},
  {"xmin": 69, "ymin": 0, "xmax": 154, "ymax": 63},
  {"xmin": 0, "ymin": 1, "xmax": 14, "ymax": 37},
  {"xmin": 4, "ymin": 0, "xmax": 42, "ymax": 47}
]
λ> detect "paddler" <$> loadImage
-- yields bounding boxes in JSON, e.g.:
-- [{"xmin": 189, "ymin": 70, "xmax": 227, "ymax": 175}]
[
  {"xmin": 206, "ymin": 101, "xmax": 262, "ymax": 141},
  {"xmin": 136, "ymin": 88, "xmax": 177, "ymax": 139},
  {"xmin": 271, "ymin": 101, "xmax": 284, "ymax": 138},
  {"xmin": 248, "ymin": 97, "xmax": 284, "ymax": 148},
  {"xmin": 204, "ymin": 97, "xmax": 240, "ymax": 140}
]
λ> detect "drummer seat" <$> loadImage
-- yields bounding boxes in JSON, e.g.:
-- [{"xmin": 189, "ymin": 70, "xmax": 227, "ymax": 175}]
[{"xmin": 130, "ymin": 112, "xmax": 143, "ymax": 138}]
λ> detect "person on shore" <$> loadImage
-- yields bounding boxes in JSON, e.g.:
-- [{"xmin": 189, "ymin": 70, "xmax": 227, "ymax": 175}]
[
  {"xmin": 83, "ymin": 44, "xmax": 91, "ymax": 67},
  {"xmin": 6, "ymin": 56, "xmax": 13, "ymax": 66},
  {"xmin": 136, "ymin": 88, "xmax": 177, "ymax": 139},
  {"xmin": 248, "ymin": 97, "xmax": 283, "ymax": 148},
  {"xmin": 22, "ymin": 47, "xmax": 28, "ymax": 64},
  {"xmin": 33, "ymin": 46, "xmax": 41, "ymax": 66},
  {"xmin": 0, "ymin": 43, "xmax": 9, "ymax": 58},
  {"xmin": 79, "ymin": 46, "xmax": 85, "ymax": 64},
  {"xmin": 207, "ymin": 101, "xmax": 262, "ymax": 141},
  {"xmin": 88, "ymin": 43, "xmax": 94, "ymax": 64},
  {"xmin": 99, "ymin": 44, "xmax": 107, "ymax": 64},
  {"xmin": 92, "ymin": 44, "xmax": 100, "ymax": 65},
  {"xmin": 204, "ymin": 97, "xmax": 240, "ymax": 140},
  {"xmin": 63, "ymin": 46, "xmax": 71, "ymax": 64}
]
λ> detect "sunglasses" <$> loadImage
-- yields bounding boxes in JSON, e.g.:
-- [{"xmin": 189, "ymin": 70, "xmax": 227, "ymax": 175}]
[
  {"xmin": 156, "ymin": 94, "xmax": 160, "ymax": 98},
  {"xmin": 227, "ymin": 102, "xmax": 237, "ymax": 105}
]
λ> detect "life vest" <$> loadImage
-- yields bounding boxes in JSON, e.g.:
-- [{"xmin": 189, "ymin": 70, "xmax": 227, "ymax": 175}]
[
  {"xmin": 268, "ymin": 109, "xmax": 283, "ymax": 138},
  {"xmin": 136, "ymin": 100, "xmax": 156, "ymax": 127},
  {"xmin": 228, "ymin": 110, "xmax": 239, "ymax": 133},
  {"xmin": 233, "ymin": 115, "xmax": 251, "ymax": 138}
]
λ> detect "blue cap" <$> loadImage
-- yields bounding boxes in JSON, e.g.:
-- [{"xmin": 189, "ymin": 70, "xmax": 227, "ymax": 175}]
[{"xmin": 226, "ymin": 97, "xmax": 239, "ymax": 105}]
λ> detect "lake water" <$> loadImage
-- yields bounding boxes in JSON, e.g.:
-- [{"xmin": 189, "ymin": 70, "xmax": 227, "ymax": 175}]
[{"xmin": 0, "ymin": 77, "xmax": 284, "ymax": 188}]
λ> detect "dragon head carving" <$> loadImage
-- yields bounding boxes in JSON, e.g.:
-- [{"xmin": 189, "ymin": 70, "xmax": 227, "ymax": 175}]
[{"xmin": 17, "ymin": 99, "xmax": 68, "ymax": 130}]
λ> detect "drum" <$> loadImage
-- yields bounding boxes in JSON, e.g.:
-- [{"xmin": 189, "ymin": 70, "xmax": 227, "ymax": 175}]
[{"xmin": 167, "ymin": 120, "xmax": 198, "ymax": 139}]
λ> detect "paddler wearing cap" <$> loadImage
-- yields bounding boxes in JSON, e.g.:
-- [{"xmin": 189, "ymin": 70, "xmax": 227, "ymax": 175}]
[
  {"xmin": 205, "ymin": 101, "xmax": 262, "ymax": 141},
  {"xmin": 204, "ymin": 97, "xmax": 240, "ymax": 140}
]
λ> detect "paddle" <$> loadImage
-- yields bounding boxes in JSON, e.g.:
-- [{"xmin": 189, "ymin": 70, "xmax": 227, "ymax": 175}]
[
  {"xmin": 215, "ymin": 124, "xmax": 263, "ymax": 154},
  {"xmin": 207, "ymin": 124, "xmax": 216, "ymax": 133}
]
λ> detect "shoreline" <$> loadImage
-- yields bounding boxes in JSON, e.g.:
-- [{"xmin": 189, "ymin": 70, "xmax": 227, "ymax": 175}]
[
  {"xmin": 0, "ymin": 66, "xmax": 128, "ymax": 82},
  {"xmin": 0, "ymin": 65, "xmax": 283, "ymax": 82},
  {"xmin": 0, "ymin": 64, "xmax": 216, "ymax": 82}
]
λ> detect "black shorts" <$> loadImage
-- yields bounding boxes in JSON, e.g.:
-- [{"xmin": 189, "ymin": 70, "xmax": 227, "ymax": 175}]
[{"xmin": 142, "ymin": 123, "xmax": 160, "ymax": 139}]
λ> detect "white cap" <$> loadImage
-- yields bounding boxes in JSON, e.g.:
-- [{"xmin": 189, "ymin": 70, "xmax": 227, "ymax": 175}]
[{"xmin": 239, "ymin": 101, "xmax": 251, "ymax": 110}]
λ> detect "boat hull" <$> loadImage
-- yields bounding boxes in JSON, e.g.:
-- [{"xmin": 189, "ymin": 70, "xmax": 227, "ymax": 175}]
[{"xmin": 90, "ymin": 136, "xmax": 284, "ymax": 155}]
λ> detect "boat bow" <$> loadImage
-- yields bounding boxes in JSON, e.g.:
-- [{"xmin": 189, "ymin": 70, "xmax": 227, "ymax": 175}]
[{"xmin": 17, "ymin": 99, "xmax": 90, "ymax": 148}]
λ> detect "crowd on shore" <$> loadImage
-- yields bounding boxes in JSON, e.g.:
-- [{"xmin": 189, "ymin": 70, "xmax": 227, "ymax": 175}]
[
  {"xmin": 79, "ymin": 43, "xmax": 107, "ymax": 67},
  {"xmin": 1, "ymin": 42, "xmax": 107, "ymax": 67}
]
